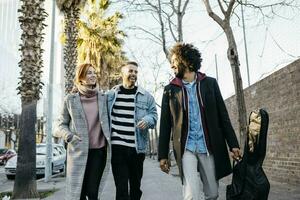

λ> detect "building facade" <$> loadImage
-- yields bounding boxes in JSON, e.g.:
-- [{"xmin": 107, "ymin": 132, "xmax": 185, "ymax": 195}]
[{"xmin": 225, "ymin": 59, "xmax": 300, "ymax": 185}]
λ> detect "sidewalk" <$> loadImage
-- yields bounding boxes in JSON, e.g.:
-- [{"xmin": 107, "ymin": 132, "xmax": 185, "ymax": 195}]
[
  {"xmin": 0, "ymin": 177, "xmax": 65, "ymax": 194},
  {"xmin": 2, "ymin": 158, "xmax": 299, "ymax": 199},
  {"xmin": 45, "ymin": 158, "xmax": 183, "ymax": 200},
  {"xmin": 45, "ymin": 158, "xmax": 225, "ymax": 200},
  {"xmin": 45, "ymin": 158, "xmax": 300, "ymax": 200}
]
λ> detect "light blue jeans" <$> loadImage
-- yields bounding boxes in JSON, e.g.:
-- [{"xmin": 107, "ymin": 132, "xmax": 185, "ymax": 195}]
[{"xmin": 182, "ymin": 150, "xmax": 219, "ymax": 200}]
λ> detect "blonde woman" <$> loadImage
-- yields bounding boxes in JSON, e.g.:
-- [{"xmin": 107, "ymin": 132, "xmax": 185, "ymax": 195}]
[{"xmin": 55, "ymin": 63, "xmax": 110, "ymax": 200}]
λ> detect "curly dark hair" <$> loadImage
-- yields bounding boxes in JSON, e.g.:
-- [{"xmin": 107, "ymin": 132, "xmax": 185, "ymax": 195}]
[{"xmin": 169, "ymin": 43, "xmax": 203, "ymax": 72}]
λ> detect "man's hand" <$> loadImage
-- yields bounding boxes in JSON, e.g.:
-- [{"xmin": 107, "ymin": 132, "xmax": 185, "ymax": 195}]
[
  {"xmin": 230, "ymin": 148, "xmax": 242, "ymax": 161},
  {"xmin": 137, "ymin": 119, "xmax": 148, "ymax": 130},
  {"xmin": 160, "ymin": 159, "xmax": 170, "ymax": 174}
]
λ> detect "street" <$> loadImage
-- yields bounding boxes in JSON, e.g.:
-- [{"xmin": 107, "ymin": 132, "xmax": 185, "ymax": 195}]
[{"xmin": 0, "ymin": 166, "xmax": 14, "ymax": 192}]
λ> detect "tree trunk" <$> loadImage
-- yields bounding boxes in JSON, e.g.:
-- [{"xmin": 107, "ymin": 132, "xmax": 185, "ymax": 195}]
[
  {"xmin": 97, "ymin": 58, "xmax": 108, "ymax": 90},
  {"xmin": 64, "ymin": 7, "xmax": 80, "ymax": 94},
  {"xmin": 177, "ymin": 14, "xmax": 183, "ymax": 42},
  {"xmin": 224, "ymin": 25, "xmax": 248, "ymax": 148},
  {"xmin": 4, "ymin": 130, "xmax": 12, "ymax": 149},
  {"xmin": 12, "ymin": 101, "xmax": 39, "ymax": 199},
  {"xmin": 157, "ymin": 0, "xmax": 169, "ymax": 59}
]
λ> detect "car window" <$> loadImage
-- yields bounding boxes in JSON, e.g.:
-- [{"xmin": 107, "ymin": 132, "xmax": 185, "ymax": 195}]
[
  {"xmin": 60, "ymin": 146, "xmax": 66, "ymax": 153},
  {"xmin": 36, "ymin": 145, "xmax": 65, "ymax": 156},
  {"xmin": 53, "ymin": 147, "xmax": 60, "ymax": 156},
  {"xmin": 36, "ymin": 146, "xmax": 46, "ymax": 155},
  {"xmin": 57, "ymin": 146, "xmax": 66, "ymax": 154},
  {"xmin": 54, "ymin": 147, "xmax": 62, "ymax": 155}
]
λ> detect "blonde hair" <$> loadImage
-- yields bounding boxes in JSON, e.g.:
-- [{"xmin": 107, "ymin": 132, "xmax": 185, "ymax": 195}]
[{"xmin": 74, "ymin": 63, "xmax": 95, "ymax": 87}]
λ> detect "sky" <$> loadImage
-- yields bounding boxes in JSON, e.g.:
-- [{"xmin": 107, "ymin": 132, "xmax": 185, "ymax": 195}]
[
  {"xmin": 115, "ymin": 1, "xmax": 300, "ymax": 100},
  {"xmin": 0, "ymin": 0, "xmax": 299, "ymax": 116}
]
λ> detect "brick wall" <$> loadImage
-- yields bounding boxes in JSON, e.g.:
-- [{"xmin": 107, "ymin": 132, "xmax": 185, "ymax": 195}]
[{"xmin": 225, "ymin": 59, "xmax": 300, "ymax": 185}]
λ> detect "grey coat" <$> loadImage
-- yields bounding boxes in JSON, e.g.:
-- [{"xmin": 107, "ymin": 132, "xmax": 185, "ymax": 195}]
[{"xmin": 54, "ymin": 92, "xmax": 111, "ymax": 200}]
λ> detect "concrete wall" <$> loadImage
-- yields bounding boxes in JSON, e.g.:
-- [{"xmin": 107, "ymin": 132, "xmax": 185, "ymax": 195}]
[{"xmin": 225, "ymin": 59, "xmax": 300, "ymax": 185}]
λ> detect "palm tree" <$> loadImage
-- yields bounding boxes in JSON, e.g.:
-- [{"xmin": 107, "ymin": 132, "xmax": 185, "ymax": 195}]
[
  {"xmin": 12, "ymin": 0, "xmax": 47, "ymax": 198},
  {"xmin": 77, "ymin": 0, "xmax": 126, "ymax": 90},
  {"xmin": 56, "ymin": 0, "xmax": 87, "ymax": 94}
]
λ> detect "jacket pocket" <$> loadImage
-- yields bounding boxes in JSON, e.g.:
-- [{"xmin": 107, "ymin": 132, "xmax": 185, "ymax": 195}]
[
  {"xmin": 137, "ymin": 128, "xmax": 148, "ymax": 152},
  {"xmin": 136, "ymin": 103, "xmax": 147, "ymax": 120}
]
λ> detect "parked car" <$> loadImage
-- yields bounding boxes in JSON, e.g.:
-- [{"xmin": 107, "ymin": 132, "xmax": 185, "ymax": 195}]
[
  {"xmin": 0, "ymin": 149, "xmax": 16, "ymax": 165},
  {"xmin": 4, "ymin": 143, "xmax": 66, "ymax": 179}
]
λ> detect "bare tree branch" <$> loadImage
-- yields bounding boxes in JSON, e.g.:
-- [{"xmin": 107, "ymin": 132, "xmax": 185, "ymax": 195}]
[
  {"xmin": 178, "ymin": 0, "xmax": 182, "ymax": 11},
  {"xmin": 237, "ymin": 0, "xmax": 299, "ymax": 9},
  {"xmin": 259, "ymin": 27, "xmax": 268, "ymax": 58},
  {"xmin": 182, "ymin": 0, "xmax": 190, "ymax": 14},
  {"xmin": 166, "ymin": 13, "xmax": 178, "ymax": 42},
  {"xmin": 144, "ymin": 0, "xmax": 158, "ymax": 10},
  {"xmin": 120, "ymin": 0, "xmax": 191, "ymax": 60},
  {"xmin": 268, "ymin": 29, "xmax": 299, "ymax": 58},
  {"xmin": 217, "ymin": 0, "xmax": 226, "ymax": 15},
  {"xmin": 170, "ymin": 0, "xmax": 179, "ymax": 14},
  {"xmin": 203, "ymin": 0, "xmax": 224, "ymax": 28},
  {"xmin": 128, "ymin": 26, "xmax": 163, "ymax": 45},
  {"xmin": 157, "ymin": 0, "xmax": 169, "ymax": 58},
  {"xmin": 201, "ymin": 31, "xmax": 225, "ymax": 50},
  {"xmin": 225, "ymin": 0, "xmax": 236, "ymax": 19}
]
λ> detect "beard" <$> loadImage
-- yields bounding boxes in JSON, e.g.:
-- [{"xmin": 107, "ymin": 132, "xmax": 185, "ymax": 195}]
[
  {"xmin": 126, "ymin": 75, "xmax": 136, "ymax": 86},
  {"xmin": 175, "ymin": 67, "xmax": 185, "ymax": 79}
]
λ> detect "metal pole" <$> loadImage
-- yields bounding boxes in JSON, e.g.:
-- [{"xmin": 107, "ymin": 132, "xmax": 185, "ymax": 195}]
[
  {"xmin": 154, "ymin": 126, "xmax": 158, "ymax": 159},
  {"xmin": 148, "ymin": 130, "xmax": 152, "ymax": 158},
  {"xmin": 241, "ymin": 1, "xmax": 250, "ymax": 86},
  {"xmin": 151, "ymin": 130, "xmax": 156, "ymax": 160},
  {"xmin": 45, "ymin": 0, "xmax": 56, "ymax": 182},
  {"xmin": 214, "ymin": 54, "xmax": 219, "ymax": 82}
]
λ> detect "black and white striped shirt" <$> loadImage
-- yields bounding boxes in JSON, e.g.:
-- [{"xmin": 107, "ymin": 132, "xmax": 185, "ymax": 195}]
[{"xmin": 111, "ymin": 86, "xmax": 137, "ymax": 148}]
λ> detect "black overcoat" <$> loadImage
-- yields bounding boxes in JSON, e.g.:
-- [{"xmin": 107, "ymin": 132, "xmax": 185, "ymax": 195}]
[{"xmin": 158, "ymin": 73, "xmax": 240, "ymax": 181}]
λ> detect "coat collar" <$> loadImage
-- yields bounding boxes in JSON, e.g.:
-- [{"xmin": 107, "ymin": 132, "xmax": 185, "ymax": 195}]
[
  {"xmin": 112, "ymin": 84, "xmax": 146, "ymax": 95},
  {"xmin": 170, "ymin": 72, "xmax": 206, "ymax": 87}
]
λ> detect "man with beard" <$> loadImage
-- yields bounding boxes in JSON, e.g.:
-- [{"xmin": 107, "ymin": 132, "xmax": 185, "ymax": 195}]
[
  {"xmin": 158, "ymin": 43, "xmax": 241, "ymax": 200},
  {"xmin": 107, "ymin": 61, "xmax": 157, "ymax": 200}
]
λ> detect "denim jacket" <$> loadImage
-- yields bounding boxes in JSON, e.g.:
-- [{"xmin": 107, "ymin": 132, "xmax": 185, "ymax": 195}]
[{"xmin": 107, "ymin": 85, "xmax": 158, "ymax": 153}]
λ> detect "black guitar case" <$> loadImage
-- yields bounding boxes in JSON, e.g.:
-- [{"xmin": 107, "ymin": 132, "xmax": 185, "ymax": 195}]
[{"xmin": 226, "ymin": 108, "xmax": 270, "ymax": 200}]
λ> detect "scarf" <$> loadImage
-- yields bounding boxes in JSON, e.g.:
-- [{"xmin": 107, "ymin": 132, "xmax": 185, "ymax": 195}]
[{"xmin": 76, "ymin": 83, "xmax": 99, "ymax": 98}]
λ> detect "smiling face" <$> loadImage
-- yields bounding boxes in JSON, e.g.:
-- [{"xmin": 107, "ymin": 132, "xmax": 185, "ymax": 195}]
[
  {"xmin": 121, "ymin": 64, "xmax": 138, "ymax": 88},
  {"xmin": 82, "ymin": 66, "xmax": 97, "ymax": 86}
]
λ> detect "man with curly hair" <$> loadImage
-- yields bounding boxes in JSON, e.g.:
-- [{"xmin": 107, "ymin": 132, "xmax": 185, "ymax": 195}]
[{"xmin": 158, "ymin": 43, "xmax": 241, "ymax": 200}]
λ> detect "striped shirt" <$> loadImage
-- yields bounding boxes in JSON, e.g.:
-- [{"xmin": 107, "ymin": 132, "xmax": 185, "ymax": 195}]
[{"xmin": 111, "ymin": 86, "xmax": 137, "ymax": 148}]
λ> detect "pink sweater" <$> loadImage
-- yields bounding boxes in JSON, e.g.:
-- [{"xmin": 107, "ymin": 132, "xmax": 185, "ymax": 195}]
[{"xmin": 80, "ymin": 94, "xmax": 106, "ymax": 149}]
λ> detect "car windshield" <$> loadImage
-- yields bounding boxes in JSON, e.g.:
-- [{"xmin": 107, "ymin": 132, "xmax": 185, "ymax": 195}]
[
  {"xmin": 36, "ymin": 145, "xmax": 62, "ymax": 156},
  {"xmin": 36, "ymin": 146, "xmax": 46, "ymax": 155},
  {"xmin": 0, "ymin": 149, "xmax": 7, "ymax": 154}
]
